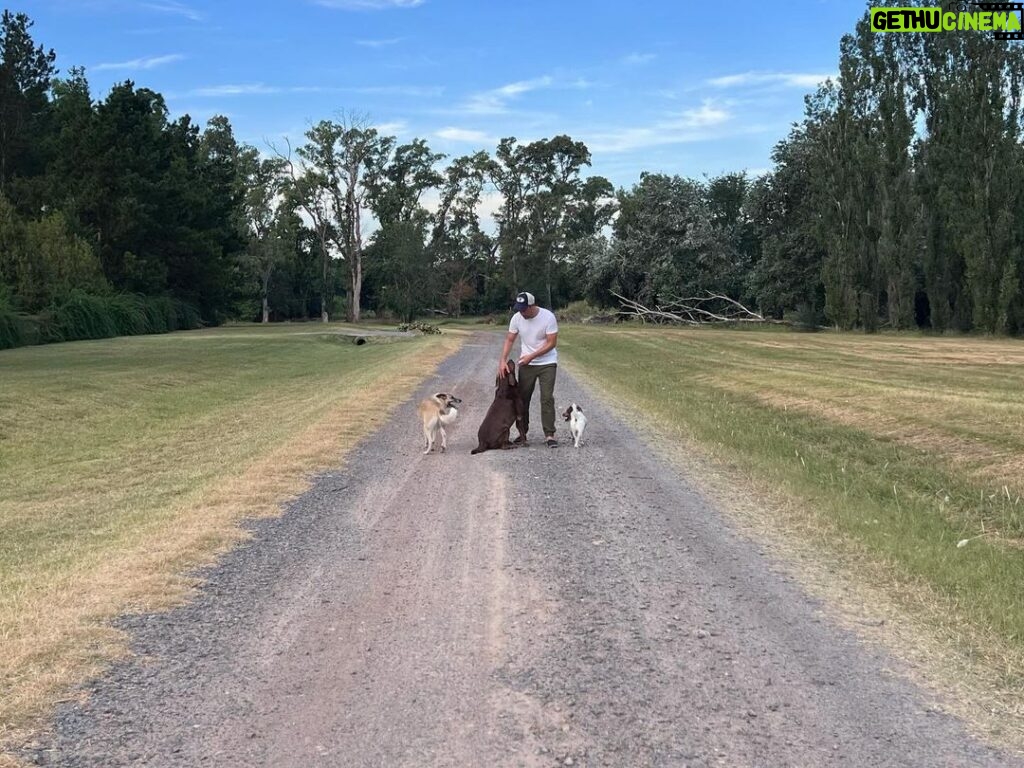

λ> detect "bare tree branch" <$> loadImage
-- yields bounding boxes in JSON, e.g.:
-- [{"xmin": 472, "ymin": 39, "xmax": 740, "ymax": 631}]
[{"xmin": 612, "ymin": 291, "xmax": 787, "ymax": 325}]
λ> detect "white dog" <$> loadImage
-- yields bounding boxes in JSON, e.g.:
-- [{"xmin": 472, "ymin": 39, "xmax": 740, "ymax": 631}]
[
  {"xmin": 418, "ymin": 393, "xmax": 462, "ymax": 454},
  {"xmin": 561, "ymin": 403, "xmax": 587, "ymax": 448}
]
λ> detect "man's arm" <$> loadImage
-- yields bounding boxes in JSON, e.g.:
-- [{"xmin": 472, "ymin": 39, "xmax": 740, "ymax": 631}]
[
  {"xmin": 519, "ymin": 332, "xmax": 558, "ymax": 366},
  {"xmin": 498, "ymin": 331, "xmax": 517, "ymax": 376}
]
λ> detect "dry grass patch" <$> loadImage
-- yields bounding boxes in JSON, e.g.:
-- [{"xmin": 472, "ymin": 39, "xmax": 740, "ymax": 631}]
[{"xmin": 0, "ymin": 326, "xmax": 462, "ymax": 755}]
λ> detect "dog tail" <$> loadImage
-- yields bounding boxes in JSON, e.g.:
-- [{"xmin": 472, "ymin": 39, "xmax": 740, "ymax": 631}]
[{"xmin": 470, "ymin": 446, "xmax": 484, "ymax": 455}]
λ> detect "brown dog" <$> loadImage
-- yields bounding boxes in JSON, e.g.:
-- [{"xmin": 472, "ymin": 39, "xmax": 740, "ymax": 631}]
[{"xmin": 470, "ymin": 360, "xmax": 526, "ymax": 455}]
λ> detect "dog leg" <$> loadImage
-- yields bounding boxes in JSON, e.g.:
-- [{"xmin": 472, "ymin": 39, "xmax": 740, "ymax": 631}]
[
  {"xmin": 422, "ymin": 424, "xmax": 434, "ymax": 455},
  {"xmin": 440, "ymin": 425, "xmax": 447, "ymax": 453}
]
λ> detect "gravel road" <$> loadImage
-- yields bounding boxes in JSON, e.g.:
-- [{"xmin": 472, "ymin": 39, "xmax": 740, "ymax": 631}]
[{"xmin": 26, "ymin": 333, "xmax": 1021, "ymax": 767}]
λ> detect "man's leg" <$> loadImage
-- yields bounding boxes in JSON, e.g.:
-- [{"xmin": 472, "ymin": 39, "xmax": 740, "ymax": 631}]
[
  {"xmin": 517, "ymin": 363, "xmax": 539, "ymax": 437},
  {"xmin": 538, "ymin": 364, "xmax": 558, "ymax": 438}
]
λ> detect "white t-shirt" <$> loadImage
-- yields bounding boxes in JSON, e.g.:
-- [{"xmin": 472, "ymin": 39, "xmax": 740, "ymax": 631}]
[{"xmin": 509, "ymin": 307, "xmax": 559, "ymax": 365}]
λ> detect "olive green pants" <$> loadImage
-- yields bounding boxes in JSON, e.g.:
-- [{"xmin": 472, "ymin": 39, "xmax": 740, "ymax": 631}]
[{"xmin": 517, "ymin": 363, "xmax": 557, "ymax": 438}]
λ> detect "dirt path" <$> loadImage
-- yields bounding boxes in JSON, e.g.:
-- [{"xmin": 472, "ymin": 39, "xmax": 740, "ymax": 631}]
[{"xmin": 27, "ymin": 333, "xmax": 1021, "ymax": 767}]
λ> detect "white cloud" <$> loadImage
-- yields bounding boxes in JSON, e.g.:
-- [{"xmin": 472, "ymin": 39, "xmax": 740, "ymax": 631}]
[
  {"xmin": 622, "ymin": 52, "xmax": 656, "ymax": 65},
  {"xmin": 584, "ymin": 100, "xmax": 737, "ymax": 153},
  {"xmin": 462, "ymin": 75, "xmax": 554, "ymax": 115},
  {"xmin": 707, "ymin": 71, "xmax": 835, "ymax": 89},
  {"xmin": 346, "ymin": 85, "xmax": 443, "ymax": 97},
  {"xmin": 186, "ymin": 83, "xmax": 440, "ymax": 98},
  {"xmin": 93, "ymin": 53, "xmax": 184, "ymax": 71},
  {"xmin": 315, "ymin": 0, "xmax": 424, "ymax": 9},
  {"xmin": 356, "ymin": 37, "xmax": 403, "ymax": 47},
  {"xmin": 140, "ymin": 1, "xmax": 203, "ymax": 21},
  {"xmin": 434, "ymin": 127, "xmax": 497, "ymax": 144},
  {"xmin": 191, "ymin": 83, "xmax": 282, "ymax": 96},
  {"xmin": 374, "ymin": 120, "xmax": 408, "ymax": 135}
]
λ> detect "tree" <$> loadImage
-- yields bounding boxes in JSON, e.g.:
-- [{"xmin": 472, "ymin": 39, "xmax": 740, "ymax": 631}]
[
  {"xmin": 282, "ymin": 145, "xmax": 336, "ymax": 323},
  {"xmin": 609, "ymin": 173, "xmax": 719, "ymax": 306},
  {"xmin": 295, "ymin": 116, "xmax": 394, "ymax": 323},
  {"xmin": 747, "ymin": 128, "xmax": 827, "ymax": 319},
  {"xmin": 366, "ymin": 220, "xmax": 434, "ymax": 322},
  {"xmin": 430, "ymin": 151, "xmax": 495, "ymax": 316},
  {"xmin": 366, "ymin": 138, "xmax": 444, "ymax": 228},
  {"xmin": 0, "ymin": 11, "xmax": 56, "ymax": 197},
  {"xmin": 238, "ymin": 146, "xmax": 289, "ymax": 322},
  {"xmin": 492, "ymin": 135, "xmax": 614, "ymax": 307},
  {"xmin": 910, "ymin": 15, "xmax": 1024, "ymax": 332}
]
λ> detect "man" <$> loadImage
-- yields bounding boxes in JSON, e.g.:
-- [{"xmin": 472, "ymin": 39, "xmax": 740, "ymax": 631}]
[{"xmin": 499, "ymin": 291, "xmax": 559, "ymax": 448}]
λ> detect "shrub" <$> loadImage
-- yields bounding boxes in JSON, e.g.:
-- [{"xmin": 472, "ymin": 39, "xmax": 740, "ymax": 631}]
[
  {"xmin": 106, "ymin": 294, "xmax": 149, "ymax": 336},
  {"xmin": 791, "ymin": 302, "xmax": 823, "ymax": 333},
  {"xmin": 51, "ymin": 291, "xmax": 118, "ymax": 341},
  {"xmin": 0, "ymin": 292, "xmax": 27, "ymax": 349},
  {"xmin": 397, "ymin": 321, "xmax": 441, "ymax": 335},
  {"xmin": 0, "ymin": 290, "xmax": 203, "ymax": 349},
  {"xmin": 173, "ymin": 299, "xmax": 202, "ymax": 330},
  {"xmin": 557, "ymin": 300, "xmax": 602, "ymax": 323}
]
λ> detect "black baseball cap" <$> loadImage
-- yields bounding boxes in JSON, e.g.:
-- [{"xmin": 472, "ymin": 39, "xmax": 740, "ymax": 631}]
[{"xmin": 513, "ymin": 291, "xmax": 536, "ymax": 311}]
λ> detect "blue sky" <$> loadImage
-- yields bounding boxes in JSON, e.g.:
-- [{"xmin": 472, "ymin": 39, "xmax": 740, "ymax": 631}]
[{"xmin": 26, "ymin": 0, "xmax": 862, "ymax": 190}]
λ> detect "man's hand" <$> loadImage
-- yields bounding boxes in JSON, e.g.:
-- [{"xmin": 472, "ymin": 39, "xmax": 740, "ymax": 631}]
[
  {"xmin": 498, "ymin": 359, "xmax": 510, "ymax": 377},
  {"xmin": 517, "ymin": 353, "xmax": 533, "ymax": 367}
]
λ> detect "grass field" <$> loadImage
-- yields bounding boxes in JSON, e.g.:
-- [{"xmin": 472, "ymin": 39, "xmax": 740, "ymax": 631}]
[
  {"xmin": 0, "ymin": 324, "xmax": 462, "ymax": 753},
  {"xmin": 561, "ymin": 326, "xmax": 1024, "ymax": 733}
]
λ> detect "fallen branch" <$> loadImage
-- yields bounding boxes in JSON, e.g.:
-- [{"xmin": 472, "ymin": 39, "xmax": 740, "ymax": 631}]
[{"xmin": 612, "ymin": 291, "xmax": 787, "ymax": 325}]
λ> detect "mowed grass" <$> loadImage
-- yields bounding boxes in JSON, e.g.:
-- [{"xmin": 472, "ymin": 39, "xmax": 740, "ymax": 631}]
[
  {"xmin": 0, "ymin": 325, "xmax": 462, "ymax": 753},
  {"xmin": 562, "ymin": 327, "xmax": 1024, "ymax": 703}
]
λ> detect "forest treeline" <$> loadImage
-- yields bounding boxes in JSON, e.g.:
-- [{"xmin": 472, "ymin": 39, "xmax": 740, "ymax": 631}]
[{"xmin": 2, "ymin": 3, "xmax": 1023, "ymax": 348}]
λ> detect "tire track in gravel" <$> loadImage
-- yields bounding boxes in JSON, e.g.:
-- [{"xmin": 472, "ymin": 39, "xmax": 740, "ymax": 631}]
[{"xmin": 23, "ymin": 332, "xmax": 1022, "ymax": 767}]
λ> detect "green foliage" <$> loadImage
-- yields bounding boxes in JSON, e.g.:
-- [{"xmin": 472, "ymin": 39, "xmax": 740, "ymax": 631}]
[
  {"xmin": 790, "ymin": 302, "xmax": 823, "ymax": 333},
  {"xmin": 49, "ymin": 291, "xmax": 119, "ymax": 341},
  {"xmin": 557, "ymin": 299, "xmax": 602, "ymax": 322},
  {"xmin": 0, "ymin": 11, "xmax": 57, "ymax": 195},
  {"xmin": 366, "ymin": 220, "xmax": 433, "ymax": 323},
  {"xmin": 0, "ymin": 285, "xmax": 29, "ymax": 348},
  {"xmin": 0, "ymin": 290, "xmax": 203, "ymax": 349},
  {"xmin": 4, "ymin": 7, "xmax": 1024, "ymax": 338},
  {"xmin": 397, "ymin": 321, "xmax": 440, "ymax": 334}
]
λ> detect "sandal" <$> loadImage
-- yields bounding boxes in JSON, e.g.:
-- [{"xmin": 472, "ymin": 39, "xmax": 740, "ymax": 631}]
[{"xmin": 545, "ymin": 437, "xmax": 558, "ymax": 448}]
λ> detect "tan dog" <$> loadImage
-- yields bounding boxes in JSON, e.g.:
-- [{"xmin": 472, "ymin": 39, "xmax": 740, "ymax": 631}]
[{"xmin": 418, "ymin": 393, "xmax": 462, "ymax": 454}]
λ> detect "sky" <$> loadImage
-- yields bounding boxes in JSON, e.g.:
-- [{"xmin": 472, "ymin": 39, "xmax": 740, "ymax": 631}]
[{"xmin": 24, "ymin": 0, "xmax": 862, "ymax": 191}]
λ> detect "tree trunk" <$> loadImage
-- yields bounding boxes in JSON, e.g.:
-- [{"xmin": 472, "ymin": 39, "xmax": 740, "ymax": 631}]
[
  {"xmin": 349, "ymin": 198, "xmax": 363, "ymax": 323},
  {"xmin": 350, "ymin": 255, "xmax": 362, "ymax": 323},
  {"xmin": 262, "ymin": 295, "xmax": 269, "ymax": 323},
  {"xmin": 321, "ymin": 240, "xmax": 330, "ymax": 323},
  {"xmin": 546, "ymin": 253, "xmax": 553, "ymax": 310}
]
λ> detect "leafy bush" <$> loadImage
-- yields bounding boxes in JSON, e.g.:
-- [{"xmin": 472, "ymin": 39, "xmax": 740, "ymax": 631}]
[
  {"xmin": 790, "ymin": 302, "xmax": 823, "ymax": 333},
  {"xmin": 106, "ymin": 293, "xmax": 150, "ymax": 336},
  {"xmin": 397, "ymin": 321, "xmax": 441, "ymax": 335},
  {"xmin": 557, "ymin": 300, "xmax": 602, "ymax": 323},
  {"xmin": 173, "ymin": 299, "xmax": 202, "ymax": 330},
  {"xmin": 0, "ymin": 288, "xmax": 29, "ymax": 349},
  {"xmin": 51, "ymin": 291, "xmax": 119, "ymax": 341},
  {"xmin": 0, "ymin": 291, "xmax": 205, "ymax": 350}
]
